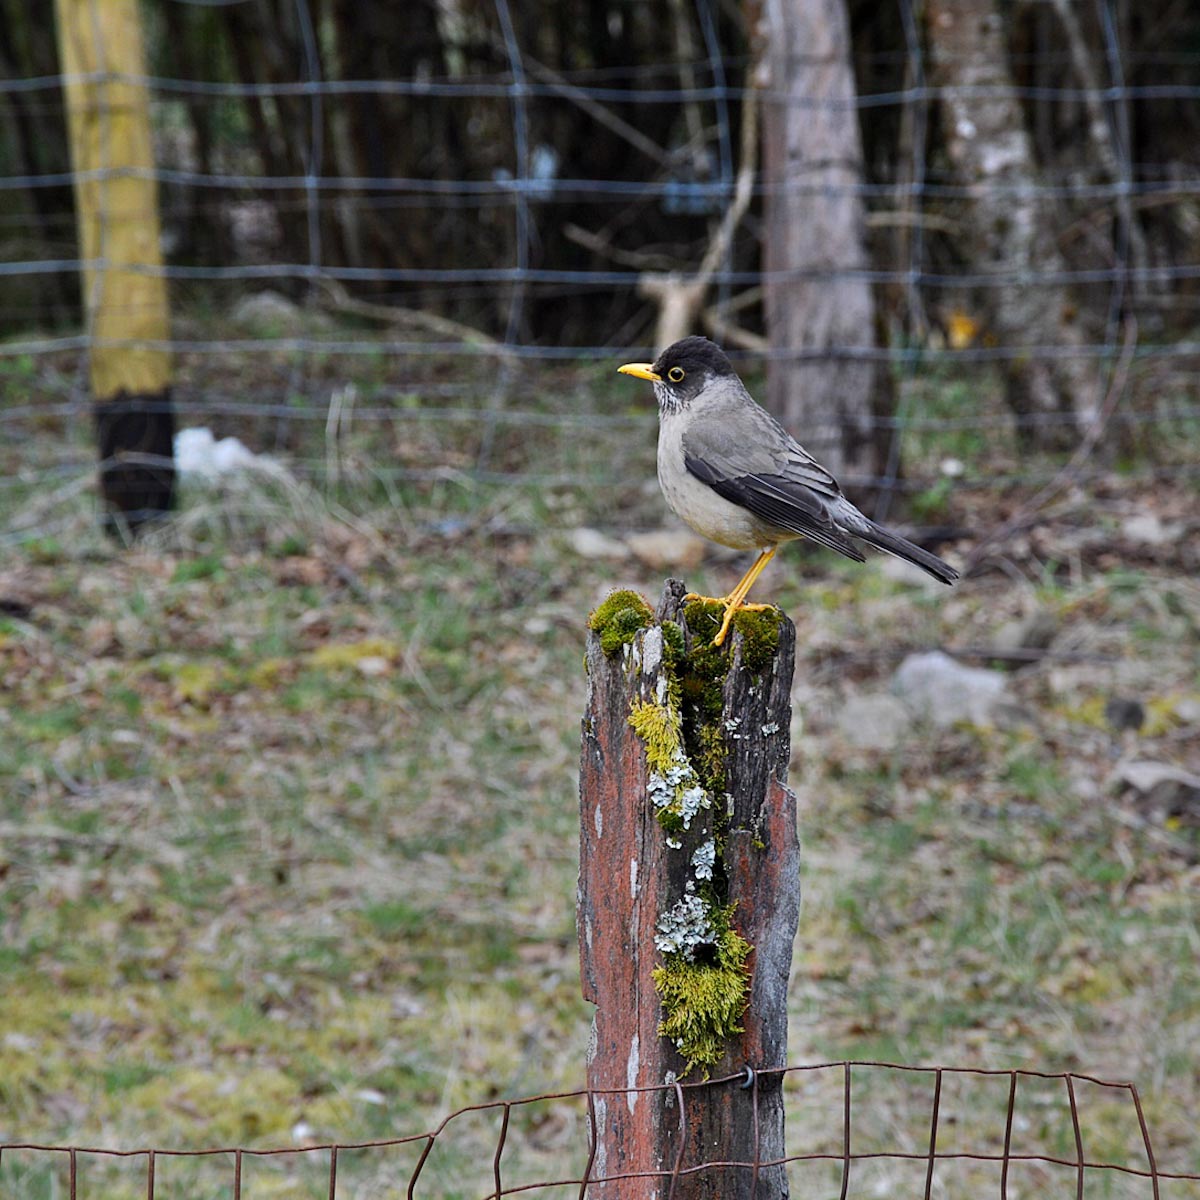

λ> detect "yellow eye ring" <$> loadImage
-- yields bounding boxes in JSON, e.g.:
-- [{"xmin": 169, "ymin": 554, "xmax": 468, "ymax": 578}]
[{"xmin": 667, "ymin": 366, "xmax": 685, "ymax": 383}]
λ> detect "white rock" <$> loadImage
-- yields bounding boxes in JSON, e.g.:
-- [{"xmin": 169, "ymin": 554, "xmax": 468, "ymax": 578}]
[
  {"xmin": 1113, "ymin": 761, "xmax": 1200, "ymax": 796},
  {"xmin": 231, "ymin": 289, "xmax": 302, "ymax": 330},
  {"xmin": 992, "ymin": 610, "xmax": 1057, "ymax": 657},
  {"xmin": 626, "ymin": 528, "xmax": 708, "ymax": 570},
  {"xmin": 836, "ymin": 693, "xmax": 912, "ymax": 751},
  {"xmin": 355, "ymin": 656, "xmax": 390, "ymax": 677},
  {"xmin": 878, "ymin": 555, "xmax": 945, "ymax": 591},
  {"xmin": 891, "ymin": 650, "xmax": 1009, "ymax": 727},
  {"xmin": 567, "ymin": 527, "xmax": 630, "ymax": 560},
  {"xmin": 291, "ymin": 1120, "xmax": 317, "ymax": 1143},
  {"xmin": 1121, "ymin": 513, "xmax": 1181, "ymax": 546}
]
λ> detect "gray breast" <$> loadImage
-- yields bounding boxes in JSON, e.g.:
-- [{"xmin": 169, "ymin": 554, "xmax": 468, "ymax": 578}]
[{"xmin": 656, "ymin": 411, "xmax": 792, "ymax": 551}]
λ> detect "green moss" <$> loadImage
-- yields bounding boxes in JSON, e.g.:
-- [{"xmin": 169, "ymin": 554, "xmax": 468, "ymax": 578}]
[
  {"xmin": 730, "ymin": 607, "xmax": 781, "ymax": 672},
  {"xmin": 653, "ymin": 921, "xmax": 752, "ymax": 1075},
  {"xmin": 660, "ymin": 620, "xmax": 685, "ymax": 663},
  {"xmin": 682, "ymin": 598, "xmax": 726, "ymax": 645},
  {"xmin": 682, "ymin": 598, "xmax": 782, "ymax": 673},
  {"xmin": 588, "ymin": 589, "xmax": 654, "ymax": 656},
  {"xmin": 628, "ymin": 699, "xmax": 684, "ymax": 776},
  {"xmin": 693, "ymin": 722, "xmax": 727, "ymax": 793}
]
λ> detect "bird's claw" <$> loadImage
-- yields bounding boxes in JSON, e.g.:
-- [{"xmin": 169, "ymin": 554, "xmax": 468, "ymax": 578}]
[{"xmin": 711, "ymin": 600, "xmax": 778, "ymax": 647}]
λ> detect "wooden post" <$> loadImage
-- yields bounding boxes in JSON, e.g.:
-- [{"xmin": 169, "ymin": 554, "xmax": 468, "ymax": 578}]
[
  {"xmin": 579, "ymin": 581, "xmax": 801, "ymax": 1197},
  {"xmin": 55, "ymin": 0, "xmax": 175, "ymax": 532}
]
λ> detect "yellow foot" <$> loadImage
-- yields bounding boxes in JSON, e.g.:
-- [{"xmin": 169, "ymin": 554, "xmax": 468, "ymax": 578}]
[
  {"xmin": 712, "ymin": 600, "xmax": 778, "ymax": 647},
  {"xmin": 682, "ymin": 591, "xmax": 778, "ymax": 647}
]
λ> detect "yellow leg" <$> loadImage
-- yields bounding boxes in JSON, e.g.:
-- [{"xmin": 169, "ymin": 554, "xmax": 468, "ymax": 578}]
[{"xmin": 712, "ymin": 547, "xmax": 778, "ymax": 647}]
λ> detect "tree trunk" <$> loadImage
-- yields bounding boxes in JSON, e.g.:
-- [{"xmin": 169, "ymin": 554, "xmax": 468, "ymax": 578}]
[
  {"xmin": 926, "ymin": 0, "xmax": 1104, "ymax": 451},
  {"xmin": 761, "ymin": 0, "xmax": 895, "ymax": 491},
  {"xmin": 579, "ymin": 582, "xmax": 800, "ymax": 1198}
]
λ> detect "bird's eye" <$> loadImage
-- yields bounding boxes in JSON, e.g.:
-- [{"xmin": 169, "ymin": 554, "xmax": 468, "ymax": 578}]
[{"xmin": 667, "ymin": 366, "xmax": 686, "ymax": 383}]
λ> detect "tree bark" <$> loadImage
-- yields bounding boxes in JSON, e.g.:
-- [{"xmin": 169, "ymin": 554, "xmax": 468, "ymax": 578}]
[
  {"xmin": 926, "ymin": 0, "xmax": 1104, "ymax": 451},
  {"xmin": 579, "ymin": 581, "xmax": 800, "ymax": 1198},
  {"xmin": 761, "ymin": 0, "xmax": 895, "ymax": 491}
]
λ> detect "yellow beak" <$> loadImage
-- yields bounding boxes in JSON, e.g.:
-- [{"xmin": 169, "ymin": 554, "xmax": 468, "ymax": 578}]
[{"xmin": 617, "ymin": 363, "xmax": 661, "ymax": 382}]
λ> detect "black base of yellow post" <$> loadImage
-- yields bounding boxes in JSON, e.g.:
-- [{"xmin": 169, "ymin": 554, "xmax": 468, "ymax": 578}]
[{"xmin": 95, "ymin": 391, "xmax": 176, "ymax": 535}]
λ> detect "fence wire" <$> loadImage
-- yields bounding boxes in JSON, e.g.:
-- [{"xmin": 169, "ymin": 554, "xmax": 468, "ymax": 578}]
[
  {"xmin": 2, "ymin": 0, "xmax": 1200, "ymax": 542},
  {"xmin": 2, "ymin": 1062, "xmax": 1198, "ymax": 1198}
]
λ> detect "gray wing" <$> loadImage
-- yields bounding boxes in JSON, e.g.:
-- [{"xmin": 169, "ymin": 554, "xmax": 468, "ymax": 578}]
[{"xmin": 681, "ymin": 400, "xmax": 866, "ymax": 563}]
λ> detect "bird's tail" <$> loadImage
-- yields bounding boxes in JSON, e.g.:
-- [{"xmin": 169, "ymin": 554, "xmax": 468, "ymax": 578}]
[{"xmin": 838, "ymin": 509, "xmax": 959, "ymax": 584}]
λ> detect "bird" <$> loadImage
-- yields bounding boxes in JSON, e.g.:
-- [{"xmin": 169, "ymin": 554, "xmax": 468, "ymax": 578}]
[{"xmin": 618, "ymin": 336, "xmax": 958, "ymax": 647}]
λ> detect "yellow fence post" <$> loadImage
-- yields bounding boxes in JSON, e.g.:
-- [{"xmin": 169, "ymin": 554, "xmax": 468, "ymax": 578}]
[{"xmin": 55, "ymin": 0, "xmax": 175, "ymax": 532}]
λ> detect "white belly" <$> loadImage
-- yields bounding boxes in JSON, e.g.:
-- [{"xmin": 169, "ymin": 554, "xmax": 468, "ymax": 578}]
[{"xmin": 656, "ymin": 418, "xmax": 784, "ymax": 551}]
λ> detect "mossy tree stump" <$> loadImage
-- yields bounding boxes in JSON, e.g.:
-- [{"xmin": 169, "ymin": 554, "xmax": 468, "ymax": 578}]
[{"xmin": 579, "ymin": 580, "xmax": 800, "ymax": 1198}]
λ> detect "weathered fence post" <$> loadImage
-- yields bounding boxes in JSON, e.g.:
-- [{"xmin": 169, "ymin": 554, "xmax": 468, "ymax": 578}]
[
  {"xmin": 55, "ymin": 0, "xmax": 175, "ymax": 532},
  {"xmin": 579, "ymin": 581, "xmax": 801, "ymax": 1197}
]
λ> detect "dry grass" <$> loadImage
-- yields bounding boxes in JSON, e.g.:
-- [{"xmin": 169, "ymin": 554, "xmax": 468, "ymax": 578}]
[{"xmin": 1, "ymin": 359, "xmax": 1198, "ymax": 1194}]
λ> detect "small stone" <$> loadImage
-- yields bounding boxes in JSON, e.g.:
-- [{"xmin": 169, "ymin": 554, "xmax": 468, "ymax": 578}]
[
  {"xmin": 626, "ymin": 528, "xmax": 708, "ymax": 570},
  {"xmin": 84, "ymin": 618, "xmax": 120, "ymax": 656},
  {"xmin": 1113, "ymin": 760, "xmax": 1200, "ymax": 798},
  {"xmin": 1104, "ymin": 697, "xmax": 1145, "ymax": 733},
  {"xmin": 878, "ymin": 555, "xmax": 945, "ymax": 591},
  {"xmin": 567, "ymin": 527, "xmax": 630, "ymax": 560},
  {"xmin": 1121, "ymin": 513, "xmax": 1181, "ymax": 546},
  {"xmin": 231, "ymin": 289, "xmax": 330, "ymax": 332},
  {"xmin": 291, "ymin": 1121, "xmax": 317, "ymax": 1143},
  {"xmin": 836, "ymin": 693, "xmax": 912, "ymax": 751},
  {"xmin": 892, "ymin": 650, "xmax": 1009, "ymax": 727},
  {"xmin": 232, "ymin": 289, "xmax": 300, "ymax": 328},
  {"xmin": 1112, "ymin": 760, "xmax": 1200, "ymax": 824},
  {"xmin": 992, "ymin": 610, "xmax": 1058, "ymax": 659}
]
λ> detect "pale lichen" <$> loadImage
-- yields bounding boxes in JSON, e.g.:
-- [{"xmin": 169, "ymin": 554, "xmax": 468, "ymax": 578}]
[
  {"xmin": 691, "ymin": 839, "xmax": 716, "ymax": 881},
  {"xmin": 653, "ymin": 883, "xmax": 714, "ymax": 959}
]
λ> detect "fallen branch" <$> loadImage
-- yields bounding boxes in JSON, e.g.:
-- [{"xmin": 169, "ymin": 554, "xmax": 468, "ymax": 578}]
[
  {"xmin": 702, "ymin": 306, "xmax": 768, "ymax": 351},
  {"xmin": 562, "ymin": 224, "xmax": 680, "ymax": 273},
  {"xmin": 519, "ymin": 53, "xmax": 669, "ymax": 166},
  {"xmin": 638, "ymin": 70, "xmax": 760, "ymax": 350},
  {"xmin": 316, "ymin": 278, "xmax": 512, "ymax": 358}
]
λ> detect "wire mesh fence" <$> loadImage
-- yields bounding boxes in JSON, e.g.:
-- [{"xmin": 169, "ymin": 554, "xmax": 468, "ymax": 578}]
[
  {"xmin": 2, "ymin": 1062, "xmax": 1198, "ymax": 1199},
  {"xmin": 3, "ymin": 0, "xmax": 1200, "ymax": 547}
]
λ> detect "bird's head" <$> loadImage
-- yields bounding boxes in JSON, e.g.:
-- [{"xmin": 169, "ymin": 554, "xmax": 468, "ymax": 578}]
[{"xmin": 618, "ymin": 336, "xmax": 736, "ymax": 414}]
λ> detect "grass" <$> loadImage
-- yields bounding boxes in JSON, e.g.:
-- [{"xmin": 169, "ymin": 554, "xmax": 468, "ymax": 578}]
[{"xmin": 1, "ymin": 351, "xmax": 1199, "ymax": 1192}]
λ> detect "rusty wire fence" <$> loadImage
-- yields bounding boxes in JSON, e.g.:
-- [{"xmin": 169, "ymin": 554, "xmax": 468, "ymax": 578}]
[{"xmin": 3, "ymin": 1063, "xmax": 1199, "ymax": 1199}]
